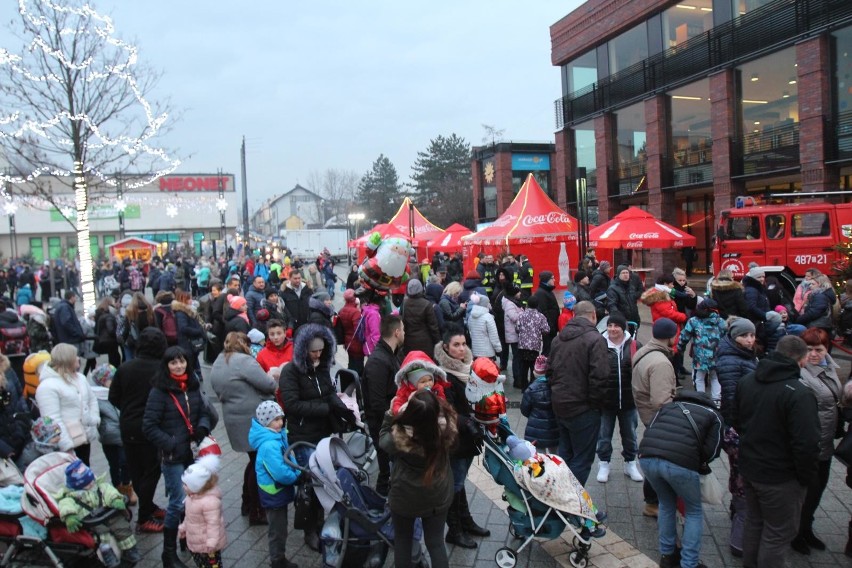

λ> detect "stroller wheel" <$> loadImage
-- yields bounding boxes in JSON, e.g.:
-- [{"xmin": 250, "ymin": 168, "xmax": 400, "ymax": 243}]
[
  {"xmin": 495, "ymin": 547, "xmax": 517, "ymax": 568},
  {"xmin": 569, "ymin": 550, "xmax": 588, "ymax": 568}
]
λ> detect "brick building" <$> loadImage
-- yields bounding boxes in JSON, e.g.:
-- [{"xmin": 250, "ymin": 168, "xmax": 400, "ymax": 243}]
[{"xmin": 551, "ymin": 0, "xmax": 852, "ymax": 273}]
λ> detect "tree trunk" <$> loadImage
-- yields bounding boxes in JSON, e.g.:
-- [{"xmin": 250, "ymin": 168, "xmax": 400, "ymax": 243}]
[{"xmin": 73, "ymin": 161, "xmax": 96, "ymax": 313}]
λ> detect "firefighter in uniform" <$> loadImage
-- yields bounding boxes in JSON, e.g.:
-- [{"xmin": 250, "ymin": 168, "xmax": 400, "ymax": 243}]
[
  {"xmin": 516, "ymin": 254, "xmax": 534, "ymax": 300},
  {"xmin": 477, "ymin": 254, "xmax": 498, "ymax": 295}
]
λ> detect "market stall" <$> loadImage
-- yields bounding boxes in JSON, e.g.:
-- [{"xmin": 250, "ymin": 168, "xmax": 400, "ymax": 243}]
[
  {"xmin": 462, "ymin": 174, "xmax": 580, "ymax": 289},
  {"xmin": 106, "ymin": 237, "xmax": 160, "ymax": 263},
  {"xmin": 426, "ymin": 223, "xmax": 472, "ymax": 257}
]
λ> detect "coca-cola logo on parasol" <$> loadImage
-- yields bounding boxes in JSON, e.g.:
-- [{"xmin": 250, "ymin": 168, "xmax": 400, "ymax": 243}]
[
  {"xmin": 625, "ymin": 241, "xmax": 644, "ymax": 248},
  {"xmin": 521, "ymin": 212, "xmax": 573, "ymax": 227},
  {"xmin": 492, "ymin": 215, "xmax": 516, "ymax": 228},
  {"xmin": 628, "ymin": 232, "xmax": 660, "ymax": 239}
]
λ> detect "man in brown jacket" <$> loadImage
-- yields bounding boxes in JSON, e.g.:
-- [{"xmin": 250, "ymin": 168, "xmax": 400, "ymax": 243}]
[
  {"xmin": 549, "ymin": 300, "xmax": 609, "ymax": 486},
  {"xmin": 631, "ymin": 317, "xmax": 678, "ymax": 517}
]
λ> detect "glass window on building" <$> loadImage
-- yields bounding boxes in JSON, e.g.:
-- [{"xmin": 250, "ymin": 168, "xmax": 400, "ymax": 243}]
[
  {"xmin": 669, "ymin": 79, "xmax": 711, "ymax": 186},
  {"xmin": 615, "ymin": 102, "xmax": 647, "ymax": 195},
  {"xmin": 483, "ymin": 186, "xmax": 497, "ymax": 219},
  {"xmin": 833, "ymin": 26, "xmax": 852, "ymax": 160},
  {"xmin": 735, "ymin": 0, "xmax": 775, "ymax": 17},
  {"xmin": 609, "ymin": 22, "xmax": 649, "ymax": 75},
  {"xmin": 573, "ymin": 119, "xmax": 598, "ymax": 202},
  {"xmin": 48, "ymin": 237, "xmax": 61, "ymax": 260},
  {"xmin": 29, "ymin": 237, "xmax": 44, "ymax": 264},
  {"xmin": 663, "ymin": 0, "xmax": 714, "ymax": 49},
  {"xmin": 565, "ymin": 49, "xmax": 598, "ymax": 96},
  {"xmin": 90, "ymin": 235, "xmax": 100, "ymax": 261},
  {"xmin": 738, "ymin": 47, "xmax": 799, "ymax": 173}
]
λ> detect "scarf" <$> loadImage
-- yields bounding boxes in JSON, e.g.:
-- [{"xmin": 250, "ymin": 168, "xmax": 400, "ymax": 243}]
[
  {"xmin": 171, "ymin": 372, "xmax": 189, "ymax": 392},
  {"xmin": 238, "ymin": 312, "xmax": 249, "ymax": 324},
  {"xmin": 433, "ymin": 343, "xmax": 473, "ymax": 383}
]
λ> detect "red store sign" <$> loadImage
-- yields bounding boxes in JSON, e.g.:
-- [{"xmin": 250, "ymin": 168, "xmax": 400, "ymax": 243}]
[{"xmin": 159, "ymin": 176, "xmax": 232, "ymax": 192}]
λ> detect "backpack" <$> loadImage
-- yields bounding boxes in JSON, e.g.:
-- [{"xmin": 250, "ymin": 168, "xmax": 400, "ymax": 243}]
[
  {"xmin": 103, "ymin": 275, "xmax": 119, "ymax": 292},
  {"xmin": 0, "ymin": 325, "xmax": 29, "ymax": 358},
  {"xmin": 129, "ymin": 270, "xmax": 144, "ymax": 291},
  {"xmin": 155, "ymin": 307, "xmax": 178, "ymax": 345},
  {"xmin": 355, "ymin": 314, "xmax": 367, "ymax": 344}
]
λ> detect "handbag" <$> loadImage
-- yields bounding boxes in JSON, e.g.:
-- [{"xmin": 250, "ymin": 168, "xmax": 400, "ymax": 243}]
[
  {"xmin": 189, "ymin": 335, "xmax": 206, "ymax": 354},
  {"xmin": 293, "ymin": 481, "xmax": 317, "ymax": 530},
  {"xmin": 0, "ymin": 458, "xmax": 23, "ymax": 487},
  {"xmin": 675, "ymin": 402, "xmax": 724, "ymax": 505},
  {"xmin": 835, "ymin": 427, "xmax": 852, "ymax": 467}
]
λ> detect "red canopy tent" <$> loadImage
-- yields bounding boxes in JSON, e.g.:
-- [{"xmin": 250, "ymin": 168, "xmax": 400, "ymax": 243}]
[
  {"xmin": 426, "ymin": 223, "xmax": 472, "ymax": 256},
  {"xmin": 589, "ymin": 207, "xmax": 696, "ymax": 249},
  {"xmin": 387, "ymin": 197, "xmax": 445, "ymax": 246},
  {"xmin": 462, "ymin": 174, "xmax": 580, "ymax": 289}
]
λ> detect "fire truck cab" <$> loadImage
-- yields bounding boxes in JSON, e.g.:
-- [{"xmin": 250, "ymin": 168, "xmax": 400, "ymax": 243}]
[{"xmin": 712, "ymin": 200, "xmax": 852, "ymax": 291}]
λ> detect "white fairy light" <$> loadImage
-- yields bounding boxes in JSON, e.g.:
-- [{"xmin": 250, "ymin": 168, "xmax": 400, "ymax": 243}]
[
  {"xmin": 166, "ymin": 205, "xmax": 177, "ymax": 218},
  {"xmin": 3, "ymin": 201, "xmax": 17, "ymax": 215},
  {"xmin": 215, "ymin": 198, "xmax": 228, "ymax": 212},
  {"xmin": 61, "ymin": 206, "xmax": 74, "ymax": 218},
  {"xmin": 114, "ymin": 198, "xmax": 127, "ymax": 213}
]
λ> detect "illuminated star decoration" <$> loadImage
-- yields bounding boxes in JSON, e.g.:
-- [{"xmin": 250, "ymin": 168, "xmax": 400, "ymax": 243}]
[
  {"xmin": 216, "ymin": 198, "xmax": 229, "ymax": 212},
  {"xmin": 166, "ymin": 205, "xmax": 178, "ymax": 218},
  {"xmin": 114, "ymin": 198, "xmax": 127, "ymax": 213},
  {"xmin": 61, "ymin": 206, "xmax": 74, "ymax": 218},
  {"xmin": 3, "ymin": 201, "xmax": 17, "ymax": 215}
]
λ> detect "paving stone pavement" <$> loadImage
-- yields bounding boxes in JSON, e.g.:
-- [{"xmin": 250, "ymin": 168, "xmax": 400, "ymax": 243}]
[{"xmin": 32, "ymin": 271, "xmax": 852, "ymax": 567}]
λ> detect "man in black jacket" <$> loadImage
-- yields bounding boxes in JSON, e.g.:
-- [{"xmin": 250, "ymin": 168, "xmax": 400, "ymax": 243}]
[
  {"xmin": 607, "ymin": 265, "xmax": 641, "ymax": 329},
  {"xmin": 532, "ymin": 271, "xmax": 560, "ymax": 355},
  {"xmin": 50, "ymin": 291, "xmax": 86, "ymax": 349},
  {"xmin": 281, "ymin": 271, "xmax": 312, "ymax": 331},
  {"xmin": 548, "ymin": 301, "xmax": 608, "ymax": 486},
  {"xmin": 108, "ymin": 328, "xmax": 168, "ymax": 533},
  {"xmin": 734, "ymin": 335, "xmax": 820, "ymax": 568},
  {"xmin": 362, "ymin": 314, "xmax": 403, "ymax": 496}
]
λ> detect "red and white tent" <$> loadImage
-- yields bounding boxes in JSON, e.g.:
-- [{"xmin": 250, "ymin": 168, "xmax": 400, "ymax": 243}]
[
  {"xmin": 589, "ymin": 207, "xmax": 696, "ymax": 249},
  {"xmin": 387, "ymin": 197, "xmax": 445, "ymax": 243},
  {"xmin": 426, "ymin": 223, "xmax": 472, "ymax": 256},
  {"xmin": 462, "ymin": 174, "xmax": 580, "ymax": 288}
]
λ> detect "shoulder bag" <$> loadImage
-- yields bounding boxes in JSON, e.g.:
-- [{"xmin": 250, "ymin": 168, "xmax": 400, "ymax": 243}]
[{"xmin": 676, "ymin": 402, "xmax": 724, "ymax": 505}]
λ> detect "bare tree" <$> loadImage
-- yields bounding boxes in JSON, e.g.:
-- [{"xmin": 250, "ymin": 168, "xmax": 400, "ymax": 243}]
[
  {"xmin": 0, "ymin": 0, "xmax": 179, "ymax": 311},
  {"xmin": 481, "ymin": 124, "xmax": 506, "ymax": 148},
  {"xmin": 306, "ymin": 168, "xmax": 359, "ymax": 226}
]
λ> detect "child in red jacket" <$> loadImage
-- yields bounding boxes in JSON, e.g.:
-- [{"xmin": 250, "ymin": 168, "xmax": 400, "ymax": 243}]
[
  {"xmin": 391, "ymin": 350, "xmax": 448, "ymax": 415},
  {"xmin": 557, "ymin": 291, "xmax": 577, "ymax": 331}
]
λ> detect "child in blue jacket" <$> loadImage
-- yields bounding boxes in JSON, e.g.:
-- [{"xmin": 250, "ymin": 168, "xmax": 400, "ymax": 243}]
[
  {"xmin": 520, "ymin": 355, "xmax": 559, "ymax": 453},
  {"xmin": 248, "ymin": 401, "xmax": 300, "ymax": 568}
]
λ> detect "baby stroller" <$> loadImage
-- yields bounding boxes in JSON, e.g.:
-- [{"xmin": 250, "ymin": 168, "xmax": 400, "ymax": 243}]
[
  {"xmin": 0, "ymin": 452, "xmax": 130, "ymax": 567},
  {"xmin": 481, "ymin": 422, "xmax": 606, "ymax": 568},
  {"xmin": 332, "ymin": 369, "xmax": 376, "ymax": 475},
  {"xmin": 285, "ymin": 437, "xmax": 427, "ymax": 568}
]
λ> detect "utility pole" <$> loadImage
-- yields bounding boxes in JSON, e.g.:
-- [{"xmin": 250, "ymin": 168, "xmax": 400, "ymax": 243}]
[{"xmin": 240, "ymin": 137, "xmax": 250, "ymax": 246}]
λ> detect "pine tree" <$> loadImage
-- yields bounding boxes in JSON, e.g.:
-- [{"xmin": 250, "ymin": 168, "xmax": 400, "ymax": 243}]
[
  {"xmin": 358, "ymin": 154, "xmax": 403, "ymax": 224},
  {"xmin": 409, "ymin": 134, "xmax": 472, "ymax": 228}
]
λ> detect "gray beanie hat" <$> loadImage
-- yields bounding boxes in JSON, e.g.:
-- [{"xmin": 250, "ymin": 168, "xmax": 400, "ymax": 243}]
[
  {"xmin": 255, "ymin": 401, "xmax": 285, "ymax": 427},
  {"xmin": 406, "ymin": 279, "xmax": 424, "ymax": 297},
  {"xmin": 728, "ymin": 317, "xmax": 756, "ymax": 339}
]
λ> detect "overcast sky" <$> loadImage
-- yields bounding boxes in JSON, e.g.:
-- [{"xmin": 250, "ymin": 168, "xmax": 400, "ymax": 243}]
[{"xmin": 4, "ymin": 1, "xmax": 582, "ymax": 211}]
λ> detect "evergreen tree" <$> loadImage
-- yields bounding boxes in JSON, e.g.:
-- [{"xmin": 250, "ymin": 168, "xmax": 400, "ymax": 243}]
[
  {"xmin": 358, "ymin": 154, "xmax": 403, "ymax": 224},
  {"xmin": 409, "ymin": 134, "xmax": 472, "ymax": 228}
]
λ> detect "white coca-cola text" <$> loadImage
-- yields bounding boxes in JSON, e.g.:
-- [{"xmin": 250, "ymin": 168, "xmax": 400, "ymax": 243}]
[
  {"xmin": 521, "ymin": 212, "xmax": 572, "ymax": 227},
  {"xmin": 628, "ymin": 232, "xmax": 660, "ymax": 239}
]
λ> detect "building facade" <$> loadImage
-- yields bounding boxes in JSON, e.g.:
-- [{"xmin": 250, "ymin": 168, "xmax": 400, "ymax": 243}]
[
  {"xmin": 0, "ymin": 173, "xmax": 238, "ymax": 263},
  {"xmin": 250, "ymin": 184, "xmax": 324, "ymax": 236},
  {"xmin": 471, "ymin": 142, "xmax": 558, "ymax": 228},
  {"xmin": 551, "ymin": 0, "xmax": 852, "ymax": 273}
]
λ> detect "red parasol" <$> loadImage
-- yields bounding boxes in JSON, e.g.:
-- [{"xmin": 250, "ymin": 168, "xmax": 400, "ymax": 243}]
[{"xmin": 588, "ymin": 207, "xmax": 696, "ymax": 249}]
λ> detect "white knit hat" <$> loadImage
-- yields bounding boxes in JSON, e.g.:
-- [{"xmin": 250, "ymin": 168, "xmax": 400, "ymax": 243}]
[
  {"xmin": 181, "ymin": 454, "xmax": 220, "ymax": 494},
  {"xmin": 247, "ymin": 328, "xmax": 265, "ymax": 344}
]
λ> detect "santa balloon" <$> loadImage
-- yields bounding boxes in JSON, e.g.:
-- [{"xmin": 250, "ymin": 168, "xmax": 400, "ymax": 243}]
[{"xmin": 358, "ymin": 232, "xmax": 413, "ymax": 294}]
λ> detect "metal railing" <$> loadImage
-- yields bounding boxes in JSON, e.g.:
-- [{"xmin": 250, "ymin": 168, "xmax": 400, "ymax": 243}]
[{"xmin": 555, "ymin": 0, "xmax": 852, "ymax": 128}]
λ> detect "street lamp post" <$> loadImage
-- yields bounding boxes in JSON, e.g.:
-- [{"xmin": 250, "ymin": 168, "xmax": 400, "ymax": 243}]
[
  {"xmin": 216, "ymin": 169, "xmax": 228, "ymax": 261},
  {"xmin": 347, "ymin": 212, "xmax": 365, "ymax": 264},
  {"xmin": 4, "ymin": 172, "xmax": 17, "ymax": 260},
  {"xmin": 114, "ymin": 174, "xmax": 126, "ymax": 239},
  {"xmin": 575, "ymin": 167, "xmax": 589, "ymax": 261}
]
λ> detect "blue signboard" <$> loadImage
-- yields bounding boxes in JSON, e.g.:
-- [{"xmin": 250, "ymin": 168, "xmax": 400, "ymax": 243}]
[{"xmin": 511, "ymin": 154, "xmax": 550, "ymax": 171}]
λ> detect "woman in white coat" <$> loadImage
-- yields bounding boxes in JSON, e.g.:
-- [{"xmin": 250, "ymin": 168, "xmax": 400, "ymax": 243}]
[{"xmin": 35, "ymin": 343, "xmax": 100, "ymax": 465}]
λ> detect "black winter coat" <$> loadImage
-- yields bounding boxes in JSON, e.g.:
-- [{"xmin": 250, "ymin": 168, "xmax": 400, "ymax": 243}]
[
  {"xmin": 548, "ymin": 317, "xmax": 609, "ymax": 419},
  {"xmin": 606, "ymin": 279, "xmax": 641, "ymax": 323},
  {"xmin": 280, "ymin": 324, "xmax": 338, "ymax": 444},
  {"xmin": 710, "ymin": 278, "xmax": 748, "ymax": 320},
  {"xmin": 741, "ymin": 275, "xmax": 770, "ymax": 323},
  {"xmin": 401, "ymin": 295, "xmax": 440, "ymax": 355},
  {"xmin": 573, "ymin": 283, "xmax": 593, "ymax": 304},
  {"xmin": 589, "ymin": 269, "xmax": 610, "ymax": 300},
  {"xmin": 224, "ymin": 306, "xmax": 251, "ymax": 335},
  {"xmin": 532, "ymin": 285, "xmax": 560, "ymax": 338},
  {"xmin": 0, "ymin": 370, "xmax": 28, "ymax": 459},
  {"xmin": 94, "ymin": 311, "xmax": 118, "ymax": 351},
  {"xmin": 109, "ymin": 328, "xmax": 168, "ymax": 444},
  {"xmin": 601, "ymin": 334, "xmax": 639, "ymax": 411},
  {"xmin": 142, "ymin": 372, "xmax": 212, "ymax": 465},
  {"xmin": 639, "ymin": 391, "xmax": 723, "ymax": 473},
  {"xmin": 281, "ymin": 285, "xmax": 312, "ymax": 331},
  {"xmin": 672, "ymin": 282, "xmax": 697, "ymax": 315},
  {"xmin": 362, "ymin": 340, "xmax": 401, "ymax": 426},
  {"xmin": 715, "ymin": 335, "xmax": 758, "ymax": 425},
  {"xmin": 796, "ymin": 287, "xmax": 836, "ymax": 328},
  {"xmin": 734, "ymin": 351, "xmax": 820, "ymax": 486},
  {"xmin": 173, "ymin": 304, "xmax": 205, "ymax": 359},
  {"xmin": 520, "ymin": 377, "xmax": 559, "ymax": 449}
]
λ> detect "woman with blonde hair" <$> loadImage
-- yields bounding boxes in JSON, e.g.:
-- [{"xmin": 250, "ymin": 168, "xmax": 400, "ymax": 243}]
[
  {"xmin": 35, "ymin": 343, "xmax": 100, "ymax": 465},
  {"xmin": 439, "ymin": 281, "xmax": 466, "ymax": 327},
  {"xmin": 209, "ymin": 331, "xmax": 277, "ymax": 525}
]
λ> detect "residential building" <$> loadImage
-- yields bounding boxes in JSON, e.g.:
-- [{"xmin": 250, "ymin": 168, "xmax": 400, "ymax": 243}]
[{"xmin": 250, "ymin": 184, "xmax": 324, "ymax": 236}]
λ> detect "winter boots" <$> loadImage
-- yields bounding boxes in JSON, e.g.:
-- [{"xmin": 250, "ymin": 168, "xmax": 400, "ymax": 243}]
[
  {"xmin": 445, "ymin": 491, "xmax": 476, "ymax": 549},
  {"xmin": 161, "ymin": 527, "xmax": 188, "ymax": 568}
]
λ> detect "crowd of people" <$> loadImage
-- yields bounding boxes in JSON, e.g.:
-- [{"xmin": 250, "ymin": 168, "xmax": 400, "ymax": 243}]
[{"xmin": 0, "ymin": 244, "xmax": 849, "ymax": 568}]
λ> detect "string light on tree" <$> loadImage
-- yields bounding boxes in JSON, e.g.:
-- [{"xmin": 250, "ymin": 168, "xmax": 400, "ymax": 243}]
[{"xmin": 0, "ymin": 0, "xmax": 180, "ymax": 314}]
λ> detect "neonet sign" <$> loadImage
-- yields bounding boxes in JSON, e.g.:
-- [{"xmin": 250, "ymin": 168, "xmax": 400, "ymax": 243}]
[{"xmin": 159, "ymin": 176, "xmax": 232, "ymax": 192}]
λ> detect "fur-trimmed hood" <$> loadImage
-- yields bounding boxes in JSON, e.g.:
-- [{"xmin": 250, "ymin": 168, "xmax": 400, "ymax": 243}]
[
  {"xmin": 394, "ymin": 351, "xmax": 447, "ymax": 387},
  {"xmin": 710, "ymin": 278, "xmax": 743, "ymax": 292},
  {"xmin": 308, "ymin": 296, "xmax": 332, "ymax": 317},
  {"xmin": 171, "ymin": 301, "xmax": 197, "ymax": 318},
  {"xmin": 640, "ymin": 287, "xmax": 671, "ymax": 305},
  {"xmin": 291, "ymin": 323, "xmax": 336, "ymax": 373}
]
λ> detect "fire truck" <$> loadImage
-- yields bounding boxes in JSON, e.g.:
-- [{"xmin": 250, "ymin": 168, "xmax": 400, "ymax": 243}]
[{"xmin": 711, "ymin": 199, "xmax": 852, "ymax": 294}]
